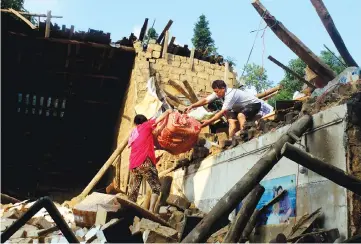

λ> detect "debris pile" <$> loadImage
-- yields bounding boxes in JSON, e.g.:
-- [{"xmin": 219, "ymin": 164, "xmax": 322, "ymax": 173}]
[{"xmin": 0, "ymin": 191, "xmax": 210, "ymax": 243}]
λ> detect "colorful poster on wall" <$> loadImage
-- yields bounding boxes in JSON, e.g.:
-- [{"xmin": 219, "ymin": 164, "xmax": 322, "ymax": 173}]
[{"xmin": 236, "ymin": 174, "xmax": 297, "ymax": 225}]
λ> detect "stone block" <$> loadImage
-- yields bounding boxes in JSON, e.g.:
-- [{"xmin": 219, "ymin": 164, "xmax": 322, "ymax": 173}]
[
  {"xmin": 149, "ymin": 59, "xmax": 156, "ymax": 63},
  {"xmin": 169, "ymin": 74, "xmax": 180, "ymax": 81},
  {"xmin": 197, "ymin": 78, "xmax": 210, "ymax": 87},
  {"xmin": 170, "ymin": 67, "xmax": 186, "ymax": 75},
  {"xmin": 153, "ymin": 44, "xmax": 162, "ymax": 52},
  {"xmin": 157, "ymin": 59, "xmax": 168, "ymax": 66},
  {"xmin": 186, "ymin": 70, "xmax": 197, "ymax": 76},
  {"xmin": 180, "ymin": 75, "xmax": 193, "ymax": 83},
  {"xmin": 214, "ymin": 69, "xmax": 224, "ymax": 77},
  {"xmin": 168, "ymin": 211, "xmax": 184, "ymax": 228},
  {"xmin": 180, "ymin": 56, "xmax": 187, "ymax": 62},
  {"xmin": 180, "ymin": 62, "xmax": 191, "ymax": 69},
  {"xmin": 145, "ymin": 52, "xmax": 152, "ymax": 59},
  {"xmin": 29, "ymin": 217, "xmax": 53, "ymax": 229},
  {"xmin": 194, "ymin": 65, "xmax": 205, "ymax": 72},
  {"xmin": 173, "ymin": 55, "xmax": 181, "ymax": 61},
  {"xmin": 197, "ymin": 72, "xmax": 209, "ymax": 80},
  {"xmin": 152, "ymin": 51, "xmax": 161, "ymax": 58},
  {"xmin": 149, "ymin": 63, "xmax": 162, "ymax": 71},
  {"xmin": 205, "ymin": 68, "xmax": 214, "ymax": 75},
  {"xmin": 170, "ymin": 60, "xmax": 181, "ymax": 68},
  {"xmin": 137, "ymin": 60, "xmax": 149, "ymax": 69},
  {"xmin": 166, "ymin": 194, "xmax": 191, "ymax": 210}
]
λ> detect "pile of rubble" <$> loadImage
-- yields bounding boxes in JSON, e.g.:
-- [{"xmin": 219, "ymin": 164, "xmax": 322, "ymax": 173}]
[{"xmin": 0, "ymin": 192, "xmax": 217, "ymax": 243}]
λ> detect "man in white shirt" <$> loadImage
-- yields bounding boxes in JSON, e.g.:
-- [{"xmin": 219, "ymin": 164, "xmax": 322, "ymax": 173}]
[{"xmin": 185, "ymin": 80, "xmax": 273, "ymax": 138}]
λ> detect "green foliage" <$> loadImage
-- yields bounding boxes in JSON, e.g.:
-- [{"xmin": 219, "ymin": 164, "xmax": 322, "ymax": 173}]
[
  {"xmin": 1, "ymin": 0, "xmax": 25, "ymax": 11},
  {"xmin": 192, "ymin": 14, "xmax": 217, "ymax": 56},
  {"xmin": 242, "ymin": 63, "xmax": 273, "ymax": 94},
  {"xmin": 2, "ymin": 0, "xmax": 36, "ymax": 25},
  {"xmin": 267, "ymin": 58, "xmax": 306, "ymax": 106},
  {"xmin": 267, "ymin": 49, "xmax": 346, "ymax": 106},
  {"xmin": 144, "ymin": 27, "xmax": 159, "ymax": 42},
  {"xmin": 319, "ymin": 50, "xmax": 345, "ymax": 75}
]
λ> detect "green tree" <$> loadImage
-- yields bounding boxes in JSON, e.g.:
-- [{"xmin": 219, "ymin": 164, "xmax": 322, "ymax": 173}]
[
  {"xmin": 2, "ymin": 0, "xmax": 36, "ymax": 24},
  {"xmin": 268, "ymin": 58, "xmax": 307, "ymax": 107},
  {"xmin": 242, "ymin": 63, "xmax": 273, "ymax": 93},
  {"xmin": 320, "ymin": 50, "xmax": 345, "ymax": 75},
  {"xmin": 144, "ymin": 27, "xmax": 159, "ymax": 43},
  {"xmin": 1, "ymin": 0, "xmax": 25, "ymax": 10},
  {"xmin": 192, "ymin": 14, "xmax": 217, "ymax": 56}
]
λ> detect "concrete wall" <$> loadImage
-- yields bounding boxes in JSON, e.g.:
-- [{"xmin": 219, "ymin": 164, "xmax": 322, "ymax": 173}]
[
  {"xmin": 114, "ymin": 41, "xmax": 237, "ymax": 192},
  {"xmin": 172, "ymin": 105, "xmax": 349, "ymax": 242}
]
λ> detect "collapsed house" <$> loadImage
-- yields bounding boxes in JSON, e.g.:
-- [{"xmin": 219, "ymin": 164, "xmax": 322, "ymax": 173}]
[{"xmin": 1, "ymin": 0, "xmax": 361, "ymax": 243}]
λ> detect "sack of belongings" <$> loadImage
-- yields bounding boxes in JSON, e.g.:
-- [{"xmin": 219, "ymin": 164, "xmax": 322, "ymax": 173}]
[{"xmin": 153, "ymin": 111, "xmax": 201, "ymax": 155}]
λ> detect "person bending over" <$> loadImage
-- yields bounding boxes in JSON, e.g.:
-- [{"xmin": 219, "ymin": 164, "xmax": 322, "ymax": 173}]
[{"xmin": 185, "ymin": 80, "xmax": 273, "ymax": 138}]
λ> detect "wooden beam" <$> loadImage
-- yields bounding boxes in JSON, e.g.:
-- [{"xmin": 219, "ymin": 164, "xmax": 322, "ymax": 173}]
[
  {"xmin": 168, "ymin": 36, "xmax": 176, "ymax": 51},
  {"xmin": 168, "ymin": 80, "xmax": 193, "ymax": 102},
  {"xmin": 163, "ymin": 90, "xmax": 186, "ymax": 105},
  {"xmin": 224, "ymin": 62, "xmax": 229, "ymax": 84},
  {"xmin": 1, "ymin": 9, "xmax": 62, "ymax": 18},
  {"xmin": 256, "ymin": 85, "xmax": 281, "ymax": 98},
  {"xmin": 162, "ymin": 31, "xmax": 169, "ymax": 59},
  {"xmin": 268, "ymin": 55, "xmax": 316, "ymax": 90},
  {"xmin": 281, "ymin": 142, "xmax": 361, "ymax": 196},
  {"xmin": 252, "ymin": 0, "xmax": 336, "ymax": 85},
  {"xmin": 310, "ymin": 0, "xmax": 358, "ymax": 67},
  {"xmin": 138, "ymin": 18, "xmax": 148, "ymax": 41},
  {"xmin": 45, "ymin": 10, "xmax": 51, "ymax": 38},
  {"xmin": 181, "ymin": 114, "xmax": 313, "ymax": 243},
  {"xmin": 182, "ymin": 80, "xmax": 198, "ymax": 103},
  {"xmin": 240, "ymin": 189, "xmax": 287, "ymax": 241},
  {"xmin": 223, "ymin": 185, "xmax": 265, "ymax": 243},
  {"xmin": 156, "ymin": 20, "xmax": 173, "ymax": 44},
  {"xmin": 8, "ymin": 8, "xmax": 36, "ymax": 30},
  {"xmin": 189, "ymin": 48, "xmax": 195, "ymax": 70}
]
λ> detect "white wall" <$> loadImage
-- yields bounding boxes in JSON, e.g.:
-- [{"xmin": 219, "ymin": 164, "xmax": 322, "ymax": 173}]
[{"xmin": 173, "ymin": 105, "xmax": 349, "ymax": 241}]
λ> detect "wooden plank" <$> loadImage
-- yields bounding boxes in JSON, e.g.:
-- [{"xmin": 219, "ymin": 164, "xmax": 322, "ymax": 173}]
[
  {"xmin": 189, "ymin": 48, "xmax": 195, "ymax": 70},
  {"xmin": 138, "ymin": 18, "xmax": 148, "ymax": 41},
  {"xmin": 268, "ymin": 55, "xmax": 316, "ymax": 89},
  {"xmin": 8, "ymin": 8, "xmax": 36, "ymax": 30},
  {"xmin": 156, "ymin": 20, "xmax": 173, "ymax": 44},
  {"xmin": 223, "ymin": 185, "xmax": 265, "ymax": 243},
  {"xmin": 310, "ymin": 0, "xmax": 358, "ymax": 67},
  {"xmin": 182, "ymin": 80, "xmax": 198, "ymax": 103},
  {"xmin": 252, "ymin": 0, "xmax": 336, "ymax": 85},
  {"xmin": 45, "ymin": 10, "xmax": 51, "ymax": 38},
  {"xmin": 224, "ymin": 62, "xmax": 229, "ymax": 84},
  {"xmin": 1, "ymin": 9, "xmax": 62, "ymax": 18},
  {"xmin": 162, "ymin": 31, "xmax": 169, "ymax": 59},
  {"xmin": 256, "ymin": 85, "xmax": 281, "ymax": 98},
  {"xmin": 168, "ymin": 80, "xmax": 193, "ymax": 102},
  {"xmin": 116, "ymin": 195, "xmax": 171, "ymax": 227}
]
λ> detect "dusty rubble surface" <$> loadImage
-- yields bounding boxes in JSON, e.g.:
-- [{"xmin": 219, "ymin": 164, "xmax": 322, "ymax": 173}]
[{"xmin": 0, "ymin": 192, "xmax": 210, "ymax": 243}]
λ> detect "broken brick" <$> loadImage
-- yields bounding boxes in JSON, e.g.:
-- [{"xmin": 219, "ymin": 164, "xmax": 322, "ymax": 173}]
[{"xmin": 166, "ymin": 194, "xmax": 191, "ymax": 211}]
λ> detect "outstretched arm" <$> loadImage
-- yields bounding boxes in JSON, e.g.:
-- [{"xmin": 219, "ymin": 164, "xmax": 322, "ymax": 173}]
[
  {"xmin": 184, "ymin": 98, "xmax": 209, "ymax": 113},
  {"xmin": 201, "ymin": 109, "xmax": 227, "ymax": 127},
  {"xmin": 155, "ymin": 109, "xmax": 172, "ymax": 125}
]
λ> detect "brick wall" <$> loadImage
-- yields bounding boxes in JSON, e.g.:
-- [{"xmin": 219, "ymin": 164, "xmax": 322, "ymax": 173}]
[{"xmin": 114, "ymin": 41, "xmax": 237, "ymax": 192}]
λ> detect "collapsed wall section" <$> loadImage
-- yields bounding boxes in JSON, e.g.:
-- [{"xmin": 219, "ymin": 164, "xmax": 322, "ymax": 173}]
[
  {"xmin": 113, "ymin": 41, "xmax": 237, "ymax": 192},
  {"xmin": 172, "ymin": 105, "xmax": 350, "ymax": 242}
]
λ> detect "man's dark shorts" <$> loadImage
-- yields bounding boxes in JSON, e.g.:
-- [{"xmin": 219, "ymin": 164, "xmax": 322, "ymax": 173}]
[{"xmin": 225, "ymin": 102, "xmax": 261, "ymax": 120}]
